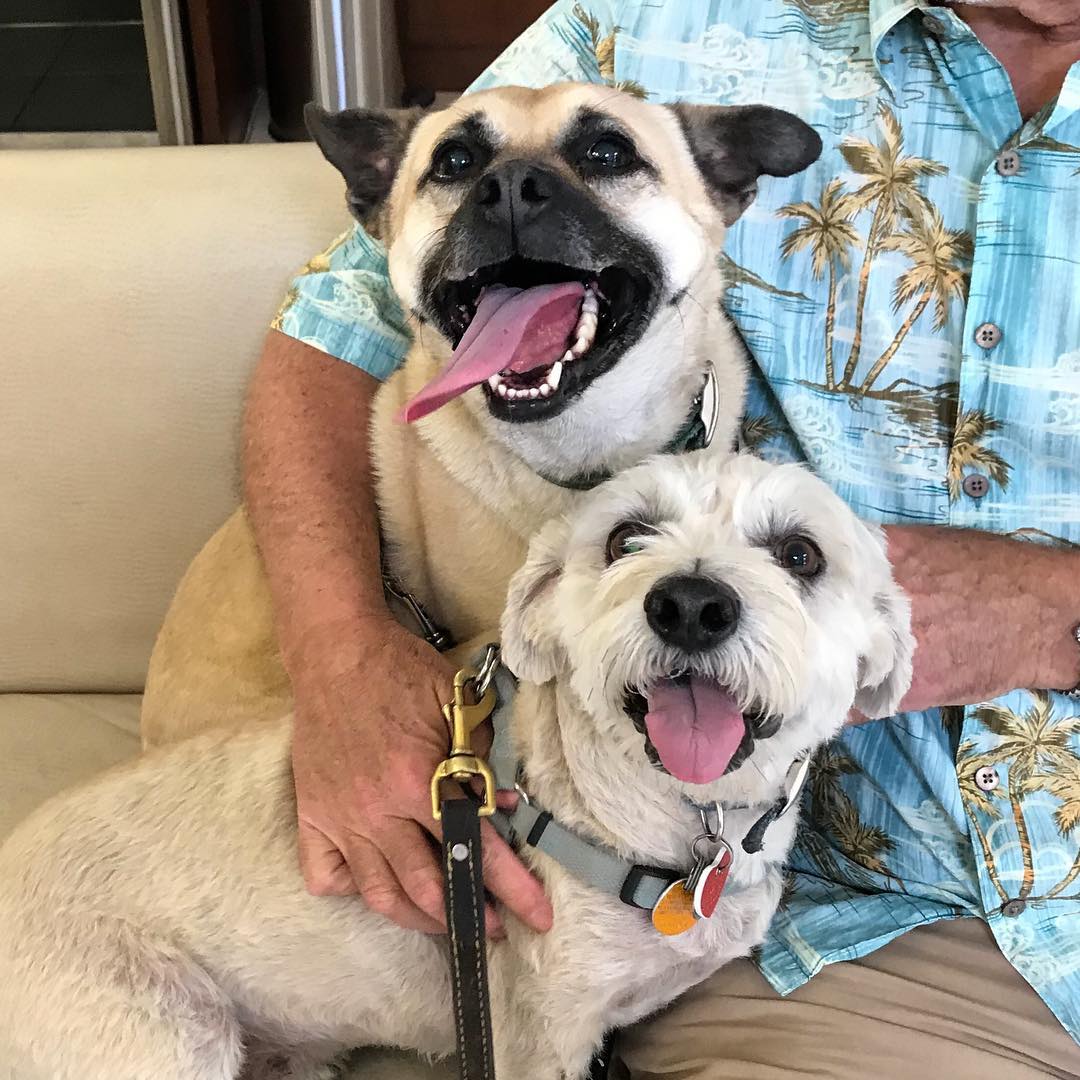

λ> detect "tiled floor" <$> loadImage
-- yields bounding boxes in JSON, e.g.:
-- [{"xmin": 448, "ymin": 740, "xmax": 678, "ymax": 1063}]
[{"xmin": 0, "ymin": 22, "xmax": 154, "ymax": 133}]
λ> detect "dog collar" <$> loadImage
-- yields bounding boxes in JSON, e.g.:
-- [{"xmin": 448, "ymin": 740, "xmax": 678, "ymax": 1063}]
[
  {"xmin": 538, "ymin": 364, "xmax": 721, "ymax": 492},
  {"xmin": 483, "ymin": 653, "xmax": 809, "ymax": 929}
]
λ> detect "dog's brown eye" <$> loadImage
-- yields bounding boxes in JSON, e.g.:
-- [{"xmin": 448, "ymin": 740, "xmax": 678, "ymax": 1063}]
[
  {"xmin": 585, "ymin": 135, "xmax": 637, "ymax": 173},
  {"xmin": 775, "ymin": 536, "xmax": 824, "ymax": 578},
  {"xmin": 432, "ymin": 141, "xmax": 474, "ymax": 180},
  {"xmin": 606, "ymin": 521, "xmax": 657, "ymax": 564}
]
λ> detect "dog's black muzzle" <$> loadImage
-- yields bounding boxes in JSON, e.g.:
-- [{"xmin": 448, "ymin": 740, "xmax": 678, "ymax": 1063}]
[{"xmin": 419, "ymin": 158, "xmax": 663, "ymax": 421}]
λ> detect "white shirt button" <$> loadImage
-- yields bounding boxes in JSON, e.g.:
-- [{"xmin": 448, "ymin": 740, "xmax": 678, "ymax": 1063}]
[
  {"xmin": 996, "ymin": 149, "xmax": 1021, "ymax": 176},
  {"xmin": 962, "ymin": 474, "xmax": 990, "ymax": 499},
  {"xmin": 974, "ymin": 322, "xmax": 1002, "ymax": 349},
  {"xmin": 974, "ymin": 765, "xmax": 999, "ymax": 791}
]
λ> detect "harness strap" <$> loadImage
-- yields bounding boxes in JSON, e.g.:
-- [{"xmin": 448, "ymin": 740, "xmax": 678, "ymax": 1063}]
[{"xmin": 487, "ymin": 665, "xmax": 680, "ymax": 910}]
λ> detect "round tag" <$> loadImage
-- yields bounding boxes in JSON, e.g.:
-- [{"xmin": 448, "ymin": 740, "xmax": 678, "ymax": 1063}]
[
  {"xmin": 651, "ymin": 879, "xmax": 697, "ymax": 936},
  {"xmin": 692, "ymin": 848, "xmax": 731, "ymax": 919}
]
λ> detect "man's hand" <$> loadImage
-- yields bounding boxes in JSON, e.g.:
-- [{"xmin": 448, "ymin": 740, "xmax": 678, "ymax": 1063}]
[
  {"xmin": 289, "ymin": 614, "xmax": 554, "ymax": 937},
  {"xmin": 245, "ymin": 333, "xmax": 552, "ymax": 939},
  {"xmin": 881, "ymin": 525, "xmax": 1080, "ymax": 714}
]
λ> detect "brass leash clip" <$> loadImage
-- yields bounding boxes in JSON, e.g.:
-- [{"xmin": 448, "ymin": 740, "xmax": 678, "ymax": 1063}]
[{"xmin": 431, "ymin": 666, "xmax": 497, "ymax": 821}]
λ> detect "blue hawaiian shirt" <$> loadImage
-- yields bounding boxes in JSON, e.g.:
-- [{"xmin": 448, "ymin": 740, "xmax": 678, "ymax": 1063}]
[{"xmin": 276, "ymin": 0, "xmax": 1080, "ymax": 1042}]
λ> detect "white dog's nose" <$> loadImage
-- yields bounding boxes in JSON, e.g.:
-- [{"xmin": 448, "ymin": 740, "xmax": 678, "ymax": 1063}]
[{"xmin": 644, "ymin": 574, "xmax": 740, "ymax": 654}]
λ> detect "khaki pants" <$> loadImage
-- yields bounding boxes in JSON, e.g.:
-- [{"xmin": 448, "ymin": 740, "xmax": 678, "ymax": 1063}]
[{"xmin": 348, "ymin": 918, "xmax": 1079, "ymax": 1079}]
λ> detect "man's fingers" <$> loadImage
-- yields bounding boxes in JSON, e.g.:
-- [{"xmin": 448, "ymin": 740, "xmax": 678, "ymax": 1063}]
[
  {"xmin": 344, "ymin": 833, "xmax": 445, "ymax": 935},
  {"xmin": 479, "ymin": 819, "xmax": 553, "ymax": 933},
  {"xmin": 297, "ymin": 818, "xmax": 357, "ymax": 897},
  {"xmin": 383, "ymin": 820, "xmax": 450, "ymax": 931}
]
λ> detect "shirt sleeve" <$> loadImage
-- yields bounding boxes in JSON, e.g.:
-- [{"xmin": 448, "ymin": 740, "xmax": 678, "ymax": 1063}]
[{"xmin": 272, "ymin": 0, "xmax": 621, "ymax": 380}]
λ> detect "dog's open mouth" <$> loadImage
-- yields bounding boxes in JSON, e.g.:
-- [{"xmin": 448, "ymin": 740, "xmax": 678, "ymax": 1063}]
[
  {"xmin": 624, "ymin": 675, "xmax": 781, "ymax": 785},
  {"xmin": 400, "ymin": 257, "xmax": 649, "ymax": 423}
]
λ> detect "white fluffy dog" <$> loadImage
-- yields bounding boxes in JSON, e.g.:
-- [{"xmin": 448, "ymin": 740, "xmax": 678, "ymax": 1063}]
[{"xmin": 0, "ymin": 453, "xmax": 912, "ymax": 1080}]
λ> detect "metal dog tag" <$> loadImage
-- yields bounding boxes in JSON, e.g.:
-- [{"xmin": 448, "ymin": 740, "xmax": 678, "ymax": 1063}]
[
  {"xmin": 651, "ymin": 879, "xmax": 698, "ymax": 937},
  {"xmin": 692, "ymin": 844, "xmax": 732, "ymax": 919}
]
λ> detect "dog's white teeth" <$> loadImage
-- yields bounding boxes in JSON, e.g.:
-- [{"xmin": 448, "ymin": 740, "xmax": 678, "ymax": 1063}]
[
  {"xmin": 562, "ymin": 348, "xmax": 574, "ymax": 364},
  {"xmin": 539, "ymin": 384, "xmax": 552, "ymax": 397},
  {"xmin": 487, "ymin": 375, "xmax": 501, "ymax": 389},
  {"xmin": 581, "ymin": 289, "xmax": 599, "ymax": 317},
  {"xmin": 528, "ymin": 387, "xmax": 540, "ymax": 399},
  {"xmin": 569, "ymin": 304, "xmax": 598, "ymax": 358},
  {"xmin": 497, "ymin": 383, "xmax": 509, "ymax": 398},
  {"xmin": 547, "ymin": 360, "xmax": 563, "ymax": 391}
]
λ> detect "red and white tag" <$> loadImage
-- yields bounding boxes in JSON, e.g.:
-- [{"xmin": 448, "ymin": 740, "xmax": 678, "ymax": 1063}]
[{"xmin": 691, "ymin": 846, "xmax": 732, "ymax": 919}]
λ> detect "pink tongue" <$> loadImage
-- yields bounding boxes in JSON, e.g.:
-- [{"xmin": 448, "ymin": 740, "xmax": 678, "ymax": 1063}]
[
  {"xmin": 399, "ymin": 282, "xmax": 585, "ymax": 423},
  {"xmin": 644, "ymin": 677, "xmax": 747, "ymax": 785}
]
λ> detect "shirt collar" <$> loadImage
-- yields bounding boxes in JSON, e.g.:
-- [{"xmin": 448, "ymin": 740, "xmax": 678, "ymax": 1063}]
[
  {"xmin": 869, "ymin": 0, "xmax": 922, "ymax": 51},
  {"xmin": 868, "ymin": 0, "xmax": 926, "ymax": 86},
  {"xmin": 869, "ymin": 0, "xmax": 1080, "ymax": 139}
]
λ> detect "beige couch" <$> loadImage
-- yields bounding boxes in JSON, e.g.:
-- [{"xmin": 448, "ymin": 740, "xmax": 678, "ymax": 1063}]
[
  {"xmin": 1, "ymin": 141, "xmax": 454, "ymax": 1080},
  {"xmin": 0, "ymin": 143, "xmax": 346, "ymax": 839}
]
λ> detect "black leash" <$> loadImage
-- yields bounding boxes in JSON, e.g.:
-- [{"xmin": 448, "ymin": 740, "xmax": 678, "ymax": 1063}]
[
  {"xmin": 432, "ymin": 655, "xmax": 500, "ymax": 1080},
  {"xmin": 440, "ymin": 796, "xmax": 496, "ymax": 1080}
]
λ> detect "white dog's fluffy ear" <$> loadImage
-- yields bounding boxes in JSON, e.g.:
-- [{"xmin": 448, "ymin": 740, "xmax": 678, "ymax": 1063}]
[
  {"xmin": 853, "ymin": 525, "xmax": 915, "ymax": 719},
  {"xmin": 500, "ymin": 518, "xmax": 569, "ymax": 685}
]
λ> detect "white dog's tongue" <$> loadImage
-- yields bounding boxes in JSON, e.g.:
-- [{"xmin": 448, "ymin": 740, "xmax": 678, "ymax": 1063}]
[
  {"xmin": 399, "ymin": 282, "xmax": 585, "ymax": 423},
  {"xmin": 644, "ymin": 677, "xmax": 747, "ymax": 784}
]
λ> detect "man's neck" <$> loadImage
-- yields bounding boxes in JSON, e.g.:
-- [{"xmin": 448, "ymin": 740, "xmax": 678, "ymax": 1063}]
[{"xmin": 946, "ymin": 3, "xmax": 1080, "ymax": 119}]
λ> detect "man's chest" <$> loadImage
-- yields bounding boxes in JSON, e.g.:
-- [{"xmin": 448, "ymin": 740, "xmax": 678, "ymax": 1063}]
[{"xmin": 612, "ymin": 2, "xmax": 1080, "ymax": 541}]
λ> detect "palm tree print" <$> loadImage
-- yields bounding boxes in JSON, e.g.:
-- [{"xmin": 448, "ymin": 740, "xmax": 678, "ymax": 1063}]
[
  {"xmin": 776, "ymin": 104, "xmax": 964, "ymax": 398},
  {"xmin": 801, "ymin": 744, "xmax": 905, "ymax": 889},
  {"xmin": 271, "ymin": 229, "xmax": 352, "ymax": 331},
  {"xmin": 827, "ymin": 790, "xmax": 904, "ymax": 888},
  {"xmin": 956, "ymin": 740, "xmax": 1009, "ymax": 904},
  {"xmin": 834, "ymin": 102, "xmax": 947, "ymax": 391},
  {"xmin": 972, "ymin": 693, "xmax": 1080, "ymax": 901},
  {"xmin": 946, "ymin": 410, "xmax": 1012, "ymax": 502},
  {"xmin": 856, "ymin": 208, "xmax": 973, "ymax": 394},
  {"xmin": 1030, "ymin": 756, "xmax": 1080, "ymax": 898},
  {"xmin": 778, "ymin": 179, "xmax": 860, "ymax": 389},
  {"xmin": 572, "ymin": 6, "xmax": 647, "ymax": 99}
]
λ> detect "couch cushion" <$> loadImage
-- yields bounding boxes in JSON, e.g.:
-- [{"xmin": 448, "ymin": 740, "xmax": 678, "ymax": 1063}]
[
  {"xmin": 0, "ymin": 693, "xmax": 141, "ymax": 838},
  {"xmin": 0, "ymin": 143, "xmax": 348, "ymax": 692}
]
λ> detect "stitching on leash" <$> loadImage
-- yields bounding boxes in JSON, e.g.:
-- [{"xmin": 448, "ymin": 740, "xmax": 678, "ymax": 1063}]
[
  {"xmin": 467, "ymin": 839, "xmax": 492, "ymax": 1077},
  {"xmin": 446, "ymin": 843, "xmax": 471, "ymax": 1080}
]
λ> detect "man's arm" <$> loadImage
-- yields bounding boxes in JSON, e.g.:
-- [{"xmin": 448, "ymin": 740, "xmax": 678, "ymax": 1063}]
[
  {"xmin": 244, "ymin": 330, "xmax": 552, "ymax": 934},
  {"xmin": 882, "ymin": 525, "xmax": 1080, "ymax": 715}
]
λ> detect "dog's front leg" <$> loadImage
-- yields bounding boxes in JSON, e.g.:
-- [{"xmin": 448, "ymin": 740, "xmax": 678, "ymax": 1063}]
[{"xmin": 489, "ymin": 964, "xmax": 605, "ymax": 1080}]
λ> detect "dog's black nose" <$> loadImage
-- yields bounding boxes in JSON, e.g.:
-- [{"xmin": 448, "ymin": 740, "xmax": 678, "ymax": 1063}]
[
  {"xmin": 644, "ymin": 575, "xmax": 741, "ymax": 653},
  {"xmin": 473, "ymin": 160, "xmax": 556, "ymax": 228}
]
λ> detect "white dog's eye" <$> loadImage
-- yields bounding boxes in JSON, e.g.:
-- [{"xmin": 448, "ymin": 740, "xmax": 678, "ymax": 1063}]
[
  {"xmin": 606, "ymin": 521, "xmax": 658, "ymax": 565},
  {"xmin": 775, "ymin": 535, "xmax": 824, "ymax": 579}
]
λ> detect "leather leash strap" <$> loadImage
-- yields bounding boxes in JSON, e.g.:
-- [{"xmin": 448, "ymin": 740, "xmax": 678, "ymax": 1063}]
[
  {"xmin": 440, "ymin": 797, "xmax": 496, "ymax": 1080},
  {"xmin": 432, "ymin": 654, "xmax": 500, "ymax": 1080}
]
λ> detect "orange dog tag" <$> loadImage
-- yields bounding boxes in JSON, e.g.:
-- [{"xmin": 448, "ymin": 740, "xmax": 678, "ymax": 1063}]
[{"xmin": 651, "ymin": 880, "xmax": 697, "ymax": 936}]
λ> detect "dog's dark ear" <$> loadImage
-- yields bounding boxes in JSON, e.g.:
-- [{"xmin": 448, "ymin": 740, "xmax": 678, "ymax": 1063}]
[
  {"xmin": 671, "ymin": 104, "xmax": 822, "ymax": 226},
  {"xmin": 305, "ymin": 103, "xmax": 421, "ymax": 220},
  {"xmin": 852, "ymin": 526, "xmax": 914, "ymax": 719},
  {"xmin": 500, "ymin": 518, "xmax": 569, "ymax": 685}
]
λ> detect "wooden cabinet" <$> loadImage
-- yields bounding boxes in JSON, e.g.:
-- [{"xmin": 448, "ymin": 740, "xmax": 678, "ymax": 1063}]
[{"xmin": 395, "ymin": 0, "xmax": 554, "ymax": 94}]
